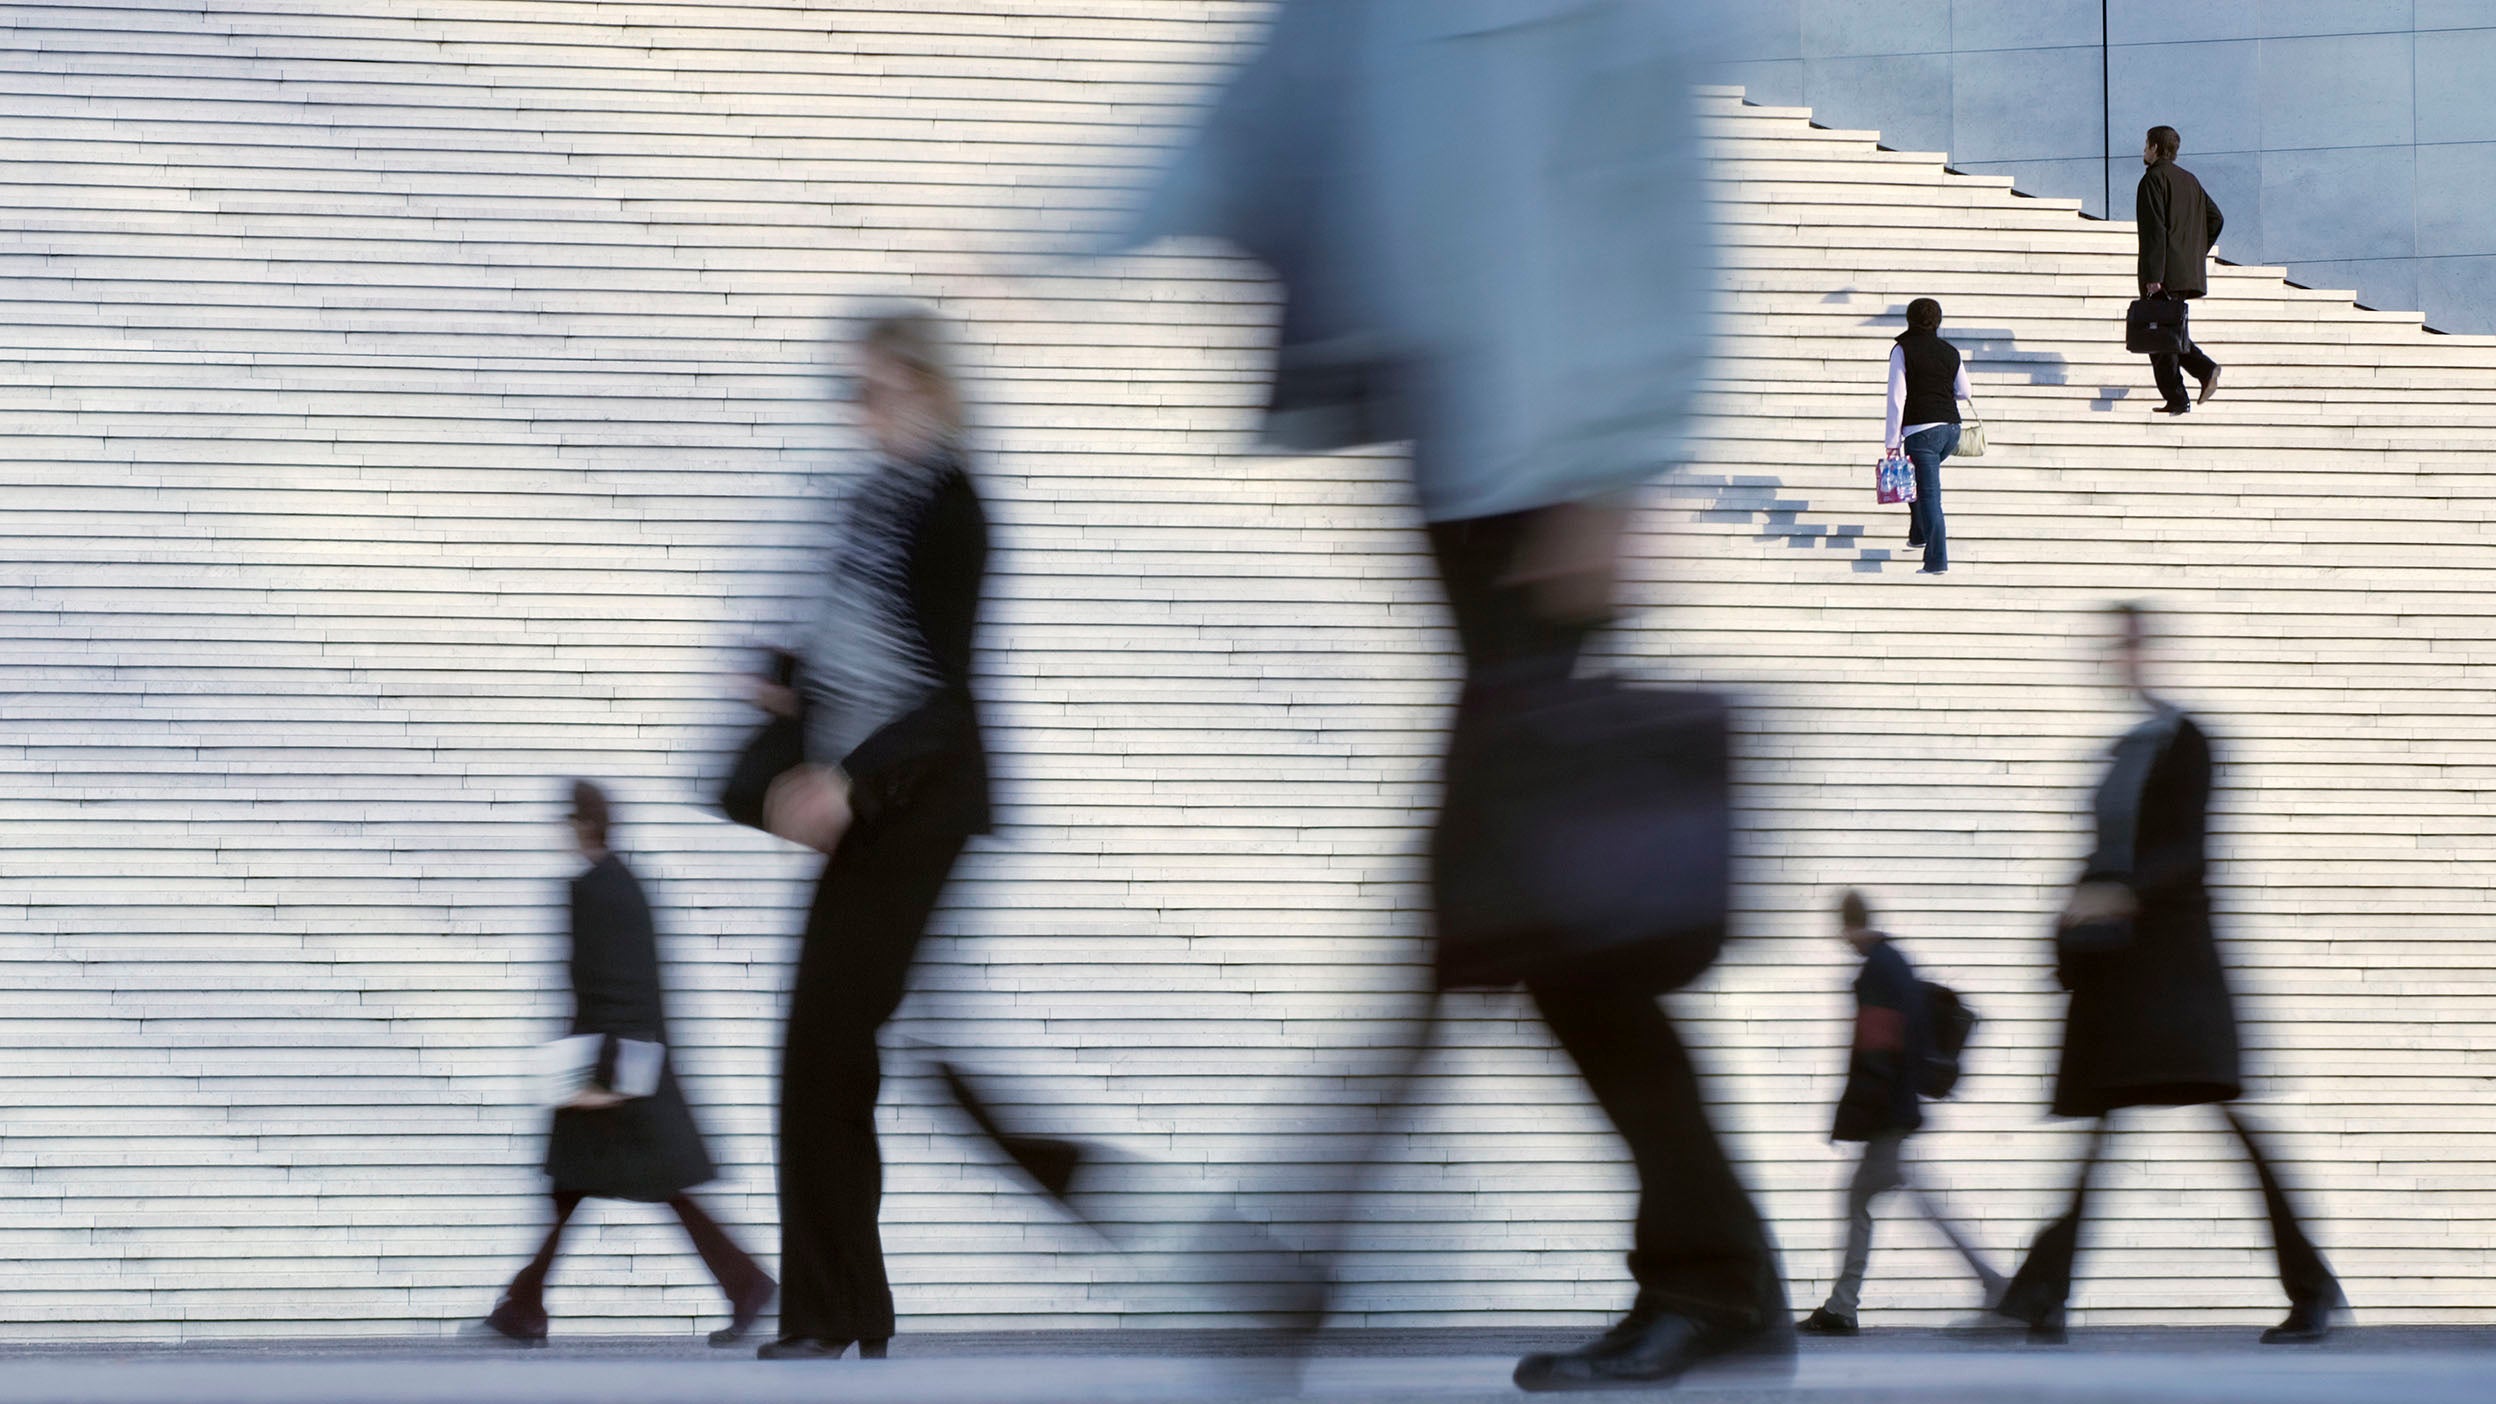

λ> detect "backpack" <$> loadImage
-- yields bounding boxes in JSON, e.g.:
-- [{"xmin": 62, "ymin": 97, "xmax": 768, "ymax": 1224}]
[{"xmin": 1917, "ymin": 981, "xmax": 1977, "ymax": 1098}]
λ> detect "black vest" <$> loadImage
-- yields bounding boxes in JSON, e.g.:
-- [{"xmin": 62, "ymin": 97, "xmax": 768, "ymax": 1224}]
[{"xmin": 1895, "ymin": 329, "xmax": 1962, "ymax": 428}]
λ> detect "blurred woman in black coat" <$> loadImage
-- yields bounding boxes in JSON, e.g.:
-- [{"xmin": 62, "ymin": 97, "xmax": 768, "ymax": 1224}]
[
  {"xmin": 1991, "ymin": 604, "xmax": 2340, "ymax": 1345},
  {"xmin": 469, "ymin": 781, "xmax": 773, "ymax": 1346},
  {"xmin": 740, "ymin": 307, "xmax": 992, "ymax": 1361}
]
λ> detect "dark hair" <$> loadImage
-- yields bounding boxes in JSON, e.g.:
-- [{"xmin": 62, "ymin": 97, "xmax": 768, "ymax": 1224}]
[
  {"xmin": 2147, "ymin": 125, "xmax": 2180, "ymax": 160},
  {"xmin": 568, "ymin": 779, "xmax": 611, "ymax": 846},
  {"xmin": 2108, "ymin": 599, "xmax": 2150, "ymax": 646},
  {"xmin": 1839, "ymin": 889, "xmax": 1871, "ymax": 930},
  {"xmin": 1905, "ymin": 298, "xmax": 1943, "ymax": 332}
]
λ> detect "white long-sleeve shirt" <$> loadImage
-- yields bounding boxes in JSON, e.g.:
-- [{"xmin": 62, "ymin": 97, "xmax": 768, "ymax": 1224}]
[{"xmin": 1886, "ymin": 344, "xmax": 1974, "ymax": 447}]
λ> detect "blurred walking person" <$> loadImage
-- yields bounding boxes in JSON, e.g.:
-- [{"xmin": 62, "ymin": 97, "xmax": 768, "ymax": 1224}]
[
  {"xmin": 724, "ymin": 307, "xmax": 991, "ymax": 1361},
  {"xmin": 1121, "ymin": 2, "xmax": 1790, "ymax": 1390},
  {"xmin": 1988, "ymin": 602, "xmax": 2342, "ymax": 1344},
  {"xmin": 1884, "ymin": 298, "xmax": 1972, "ymax": 575},
  {"xmin": 2136, "ymin": 126, "xmax": 2224, "ymax": 415},
  {"xmin": 467, "ymin": 781, "xmax": 773, "ymax": 1346},
  {"xmin": 1798, "ymin": 889, "xmax": 2000, "ymax": 1336}
]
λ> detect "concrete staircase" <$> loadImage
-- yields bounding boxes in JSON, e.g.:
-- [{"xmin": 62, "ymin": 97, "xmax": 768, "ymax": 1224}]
[{"xmin": 0, "ymin": 2, "xmax": 2488, "ymax": 1339}]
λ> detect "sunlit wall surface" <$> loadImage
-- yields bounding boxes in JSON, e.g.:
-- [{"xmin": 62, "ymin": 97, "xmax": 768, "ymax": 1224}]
[{"xmin": 1708, "ymin": 0, "xmax": 2496, "ymax": 333}]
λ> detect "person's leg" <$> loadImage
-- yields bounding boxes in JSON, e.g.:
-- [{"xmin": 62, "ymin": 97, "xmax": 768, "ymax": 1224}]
[
  {"xmin": 2179, "ymin": 339, "xmax": 2218, "ymax": 397},
  {"xmin": 1998, "ymin": 1117, "xmax": 2111, "ymax": 1327},
  {"xmin": 2219, "ymin": 1107, "xmax": 2336, "ymax": 1308},
  {"xmin": 1526, "ymin": 973, "xmax": 1780, "ymax": 1331},
  {"xmin": 2150, "ymin": 351, "xmax": 2189, "ymax": 410},
  {"xmin": 671, "ymin": 1194, "xmax": 771, "ymax": 1306},
  {"xmin": 1906, "ymin": 427, "xmax": 1950, "ymax": 571},
  {"xmin": 1898, "ymin": 1148, "xmax": 2005, "ymax": 1299},
  {"xmin": 1823, "ymin": 1134, "xmax": 1904, "ymax": 1318},
  {"xmin": 489, "ymin": 1191, "xmax": 587, "ymax": 1336},
  {"xmin": 773, "ymin": 823, "xmax": 968, "ymax": 1350}
]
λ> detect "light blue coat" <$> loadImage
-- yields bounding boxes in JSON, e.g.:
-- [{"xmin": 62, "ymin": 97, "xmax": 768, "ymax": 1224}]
[{"xmin": 1122, "ymin": 0, "xmax": 1720, "ymax": 523}]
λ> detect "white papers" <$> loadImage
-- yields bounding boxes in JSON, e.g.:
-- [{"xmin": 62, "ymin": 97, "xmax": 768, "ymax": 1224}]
[
  {"xmin": 536, "ymin": 1034, "xmax": 666, "ymax": 1105},
  {"xmin": 610, "ymin": 1038, "xmax": 665, "ymax": 1098},
  {"xmin": 539, "ymin": 1034, "xmax": 604, "ymax": 1106}
]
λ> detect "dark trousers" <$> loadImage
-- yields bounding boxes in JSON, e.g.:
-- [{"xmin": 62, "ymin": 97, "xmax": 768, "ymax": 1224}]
[
  {"xmin": 1903, "ymin": 423, "xmax": 1959, "ymax": 572},
  {"xmin": 2150, "ymin": 341, "xmax": 2218, "ymax": 410},
  {"xmin": 2000, "ymin": 1105, "xmax": 2335, "ymax": 1323},
  {"xmin": 774, "ymin": 803, "xmax": 971, "ymax": 1345},
  {"xmin": 489, "ymin": 1190, "xmax": 767, "ymax": 1333},
  {"xmin": 1427, "ymin": 511, "xmax": 1783, "ymax": 1329}
]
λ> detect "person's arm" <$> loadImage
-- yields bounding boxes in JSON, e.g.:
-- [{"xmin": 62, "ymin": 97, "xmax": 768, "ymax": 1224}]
[
  {"xmin": 569, "ymin": 869, "xmax": 663, "ymax": 1041},
  {"xmin": 2124, "ymin": 718, "xmax": 2213, "ymax": 900},
  {"xmin": 1833, "ymin": 953, "xmax": 1913, "ymax": 1131},
  {"xmin": 2205, "ymin": 186, "xmax": 2224, "ymax": 250},
  {"xmin": 1884, "ymin": 344, "xmax": 1905, "ymax": 449},
  {"xmin": 1955, "ymin": 361, "xmax": 1973, "ymax": 404},
  {"xmin": 2138, "ymin": 170, "xmax": 2170, "ymax": 294}
]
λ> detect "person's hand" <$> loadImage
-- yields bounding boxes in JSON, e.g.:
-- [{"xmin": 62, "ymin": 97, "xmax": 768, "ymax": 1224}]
[
  {"xmin": 748, "ymin": 675, "xmax": 801, "ymax": 719},
  {"xmin": 1502, "ymin": 500, "xmax": 1629, "ymax": 625},
  {"xmin": 1885, "ymin": 440, "xmax": 1903, "ymax": 458},
  {"xmin": 563, "ymin": 1087, "xmax": 625, "ymax": 1111},
  {"xmin": 2145, "ymin": 282, "xmax": 2163, "ymax": 298},
  {"xmin": 2060, "ymin": 881, "xmax": 2138, "ymax": 929},
  {"xmin": 765, "ymin": 764, "xmax": 852, "ymax": 854}
]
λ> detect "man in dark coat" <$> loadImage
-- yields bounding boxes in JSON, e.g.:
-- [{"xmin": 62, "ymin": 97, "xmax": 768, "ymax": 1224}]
[
  {"xmin": 1989, "ymin": 604, "xmax": 2341, "ymax": 1345},
  {"xmin": 468, "ymin": 781, "xmax": 774, "ymax": 1346},
  {"xmin": 2137, "ymin": 125, "xmax": 2224, "ymax": 415},
  {"xmin": 1799, "ymin": 891, "xmax": 2000, "ymax": 1335}
]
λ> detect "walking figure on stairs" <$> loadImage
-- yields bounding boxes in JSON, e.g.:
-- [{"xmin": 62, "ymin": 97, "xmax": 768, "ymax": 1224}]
[{"xmin": 2136, "ymin": 126, "xmax": 2224, "ymax": 415}]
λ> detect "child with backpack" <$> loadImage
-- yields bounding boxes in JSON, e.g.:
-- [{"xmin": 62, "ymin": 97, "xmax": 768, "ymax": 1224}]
[{"xmin": 1799, "ymin": 890, "xmax": 2002, "ymax": 1335}]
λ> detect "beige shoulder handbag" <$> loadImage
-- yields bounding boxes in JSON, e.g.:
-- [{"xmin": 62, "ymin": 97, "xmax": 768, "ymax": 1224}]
[{"xmin": 1956, "ymin": 390, "xmax": 1987, "ymax": 457}]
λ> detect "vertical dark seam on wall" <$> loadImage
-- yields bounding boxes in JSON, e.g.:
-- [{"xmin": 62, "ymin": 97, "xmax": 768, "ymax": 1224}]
[{"xmin": 2102, "ymin": 0, "xmax": 2113, "ymax": 217}]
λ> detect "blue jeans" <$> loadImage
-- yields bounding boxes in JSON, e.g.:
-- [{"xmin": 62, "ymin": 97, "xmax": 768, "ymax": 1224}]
[{"xmin": 1904, "ymin": 423, "xmax": 1959, "ymax": 571}]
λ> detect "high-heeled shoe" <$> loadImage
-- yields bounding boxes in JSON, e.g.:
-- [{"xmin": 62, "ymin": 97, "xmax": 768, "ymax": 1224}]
[
  {"xmin": 756, "ymin": 1336, "xmax": 889, "ymax": 1360},
  {"xmin": 2261, "ymin": 1283, "xmax": 2348, "ymax": 1344},
  {"xmin": 707, "ymin": 1276, "xmax": 778, "ymax": 1347}
]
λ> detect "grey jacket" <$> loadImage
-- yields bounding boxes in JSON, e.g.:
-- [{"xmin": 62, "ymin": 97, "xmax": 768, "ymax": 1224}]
[{"xmin": 1120, "ymin": 0, "xmax": 1719, "ymax": 523}]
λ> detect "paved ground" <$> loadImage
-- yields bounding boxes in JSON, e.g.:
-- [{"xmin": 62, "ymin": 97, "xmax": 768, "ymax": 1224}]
[{"xmin": 0, "ymin": 1329, "xmax": 2488, "ymax": 1402}]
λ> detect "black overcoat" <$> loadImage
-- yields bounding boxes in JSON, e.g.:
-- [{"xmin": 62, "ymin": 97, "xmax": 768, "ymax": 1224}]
[
  {"xmin": 2051, "ymin": 710, "xmax": 2243, "ymax": 1118},
  {"xmin": 544, "ymin": 854, "xmax": 717, "ymax": 1200},
  {"xmin": 2136, "ymin": 160, "xmax": 2223, "ymax": 298}
]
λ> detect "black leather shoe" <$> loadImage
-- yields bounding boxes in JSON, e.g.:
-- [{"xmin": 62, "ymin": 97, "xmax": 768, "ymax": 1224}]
[
  {"xmin": 757, "ymin": 1337, "xmax": 849, "ymax": 1360},
  {"xmin": 708, "ymin": 1276, "xmax": 778, "ymax": 1347},
  {"xmin": 2262, "ymin": 1286, "xmax": 2345, "ymax": 1344},
  {"xmin": 2026, "ymin": 1306, "xmax": 2068, "ymax": 1345},
  {"xmin": 859, "ymin": 1338, "xmax": 890, "ymax": 1359},
  {"xmin": 2152, "ymin": 403, "xmax": 2191, "ymax": 416},
  {"xmin": 1514, "ymin": 1311, "xmax": 1791, "ymax": 1392},
  {"xmin": 1798, "ymin": 1306, "xmax": 1858, "ymax": 1336},
  {"xmin": 2197, "ymin": 367, "xmax": 2221, "ymax": 404}
]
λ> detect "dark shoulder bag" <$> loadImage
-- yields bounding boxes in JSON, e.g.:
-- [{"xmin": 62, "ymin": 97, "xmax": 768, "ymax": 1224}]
[
  {"xmin": 1432, "ymin": 674, "xmax": 1734, "ymax": 995},
  {"xmin": 720, "ymin": 647, "xmax": 808, "ymax": 832}
]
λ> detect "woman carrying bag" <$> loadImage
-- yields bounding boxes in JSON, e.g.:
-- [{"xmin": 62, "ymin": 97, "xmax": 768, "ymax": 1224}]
[
  {"xmin": 729, "ymin": 306, "xmax": 992, "ymax": 1361},
  {"xmin": 466, "ymin": 781, "xmax": 774, "ymax": 1347},
  {"xmin": 1883, "ymin": 298, "xmax": 1981, "ymax": 576}
]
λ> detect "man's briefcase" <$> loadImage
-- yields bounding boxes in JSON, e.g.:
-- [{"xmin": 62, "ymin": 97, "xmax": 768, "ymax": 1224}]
[{"xmin": 2126, "ymin": 296, "xmax": 2189, "ymax": 356}]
